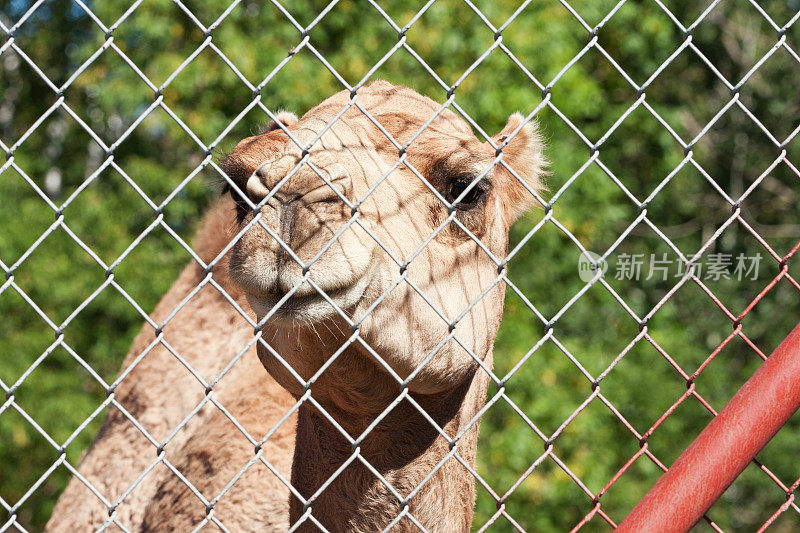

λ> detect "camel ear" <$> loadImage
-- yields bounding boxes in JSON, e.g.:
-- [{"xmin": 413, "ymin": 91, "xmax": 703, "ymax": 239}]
[
  {"xmin": 491, "ymin": 112, "xmax": 547, "ymax": 224},
  {"xmin": 262, "ymin": 110, "xmax": 299, "ymax": 134}
]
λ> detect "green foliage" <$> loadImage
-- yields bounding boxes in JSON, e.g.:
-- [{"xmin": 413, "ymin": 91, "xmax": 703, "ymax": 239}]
[{"xmin": 1, "ymin": 0, "xmax": 799, "ymax": 530}]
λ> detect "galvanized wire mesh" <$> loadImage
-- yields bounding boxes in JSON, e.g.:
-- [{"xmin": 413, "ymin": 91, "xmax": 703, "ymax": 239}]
[{"xmin": 1, "ymin": 0, "xmax": 800, "ymax": 531}]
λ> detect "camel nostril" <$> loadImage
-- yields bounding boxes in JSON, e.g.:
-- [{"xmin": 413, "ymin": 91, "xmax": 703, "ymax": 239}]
[{"xmin": 246, "ymin": 172, "xmax": 271, "ymax": 203}]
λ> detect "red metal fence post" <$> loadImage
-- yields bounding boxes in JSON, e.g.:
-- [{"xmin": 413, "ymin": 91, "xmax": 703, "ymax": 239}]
[{"xmin": 617, "ymin": 320, "xmax": 800, "ymax": 532}]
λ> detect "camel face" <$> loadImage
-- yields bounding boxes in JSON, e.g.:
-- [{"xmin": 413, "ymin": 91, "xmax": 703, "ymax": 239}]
[{"xmin": 225, "ymin": 81, "xmax": 545, "ymax": 394}]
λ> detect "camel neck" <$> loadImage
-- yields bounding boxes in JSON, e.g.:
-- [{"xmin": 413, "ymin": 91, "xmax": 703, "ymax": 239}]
[{"xmin": 287, "ymin": 363, "xmax": 490, "ymax": 532}]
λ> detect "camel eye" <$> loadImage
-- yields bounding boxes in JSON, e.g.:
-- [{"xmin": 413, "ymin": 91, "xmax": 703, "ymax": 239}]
[{"xmin": 448, "ymin": 179, "xmax": 484, "ymax": 208}]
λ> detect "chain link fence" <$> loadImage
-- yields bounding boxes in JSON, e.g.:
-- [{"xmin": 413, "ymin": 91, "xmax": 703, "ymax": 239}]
[{"xmin": 2, "ymin": 0, "xmax": 800, "ymax": 531}]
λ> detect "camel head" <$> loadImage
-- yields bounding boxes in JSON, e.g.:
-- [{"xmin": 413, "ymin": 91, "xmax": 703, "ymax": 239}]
[{"xmin": 224, "ymin": 81, "xmax": 545, "ymax": 399}]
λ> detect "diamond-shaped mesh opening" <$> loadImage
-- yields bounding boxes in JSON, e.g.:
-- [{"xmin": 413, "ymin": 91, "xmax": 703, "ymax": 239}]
[
  {"xmin": 689, "ymin": 2, "xmax": 780, "ymax": 83},
  {"xmin": 109, "ymin": 113, "xmax": 215, "ymax": 206},
  {"xmin": 477, "ymin": 448, "xmax": 606, "ymax": 531},
  {"xmin": 0, "ymin": 48, "xmax": 59, "ymax": 139},
  {"xmin": 477, "ymin": 399, "xmax": 545, "ymax": 481},
  {"xmin": 498, "ymin": 2, "xmax": 588, "ymax": 82},
  {"xmin": 2, "ymin": 4, "xmax": 103, "ymax": 89},
  {"xmin": 755, "ymin": 0, "xmax": 800, "ymax": 29},
  {"xmin": 63, "ymin": 49, "xmax": 157, "ymax": 146},
  {"xmin": 645, "ymin": 282, "xmax": 733, "ymax": 370},
  {"xmin": 551, "ymin": 46, "xmax": 641, "ymax": 140},
  {"xmin": 59, "ymin": 168, "xmax": 165, "ymax": 266},
  {"xmin": 736, "ymin": 276, "xmax": 800, "ymax": 352},
  {"xmin": 0, "ymin": 405, "xmax": 63, "ymax": 529},
  {"xmin": 597, "ymin": 104, "xmax": 687, "ymax": 195},
  {"xmin": 644, "ymin": 47, "xmax": 734, "ymax": 143},
  {"xmin": 599, "ymin": 337, "xmax": 688, "ymax": 436},
  {"xmin": 110, "ymin": 220, "xmax": 206, "ymax": 306},
  {"xmin": 172, "ymin": 0, "xmax": 237, "ymax": 29},
  {"xmin": 645, "ymin": 393, "xmax": 713, "ymax": 470},
  {"xmin": 502, "ymin": 339, "xmax": 591, "ymax": 439},
  {"xmin": 294, "ymin": 3, "xmax": 402, "ymax": 87},
  {"xmin": 601, "ymin": 239, "xmax": 693, "ymax": 320},
  {"xmin": 661, "ymin": 2, "xmax": 723, "ymax": 29},
  {"xmin": 161, "ymin": 53, "xmax": 259, "ymax": 147},
  {"xmin": 645, "ymin": 164, "xmax": 732, "ymax": 249},
  {"xmin": 556, "ymin": 397, "xmax": 641, "ymax": 485},
  {"xmin": 101, "ymin": 1, "xmax": 214, "ymax": 89},
  {"xmin": 0, "ymin": 290, "xmax": 54, "ymax": 385},
  {"xmin": 598, "ymin": 2, "xmax": 684, "ymax": 84},
  {"xmin": 699, "ymin": 240, "xmax": 784, "ymax": 310},
  {"xmin": 690, "ymin": 334, "xmax": 764, "ymax": 412},
  {"xmin": 413, "ymin": 46, "xmax": 547, "ymax": 131},
  {"xmin": 11, "ymin": 343, "xmax": 106, "ymax": 442},
  {"xmin": 4, "ymin": 0, "xmax": 800, "ymax": 531},
  {"xmin": 9, "ymin": 227, "xmax": 107, "ymax": 326},
  {"xmin": 738, "ymin": 160, "xmax": 800, "ymax": 256},
  {"xmin": 0, "ymin": 170, "xmax": 56, "ymax": 267},
  {"xmin": 601, "ymin": 451, "xmax": 669, "ymax": 524},
  {"xmin": 552, "ymin": 282, "xmax": 640, "ymax": 377},
  {"xmin": 402, "ymin": 0, "xmax": 500, "ymax": 84},
  {"xmin": 504, "ymin": 220, "xmax": 609, "ymax": 321},
  {"xmin": 8, "ymin": 105, "xmax": 108, "ymax": 204},
  {"xmin": 209, "ymin": 8, "xmax": 306, "ymax": 90}
]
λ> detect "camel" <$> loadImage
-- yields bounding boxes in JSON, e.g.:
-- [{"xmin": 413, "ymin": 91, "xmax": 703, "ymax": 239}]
[{"xmin": 46, "ymin": 81, "xmax": 545, "ymax": 532}]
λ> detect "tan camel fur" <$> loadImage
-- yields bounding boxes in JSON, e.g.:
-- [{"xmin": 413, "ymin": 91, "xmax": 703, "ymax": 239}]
[{"xmin": 46, "ymin": 80, "xmax": 545, "ymax": 532}]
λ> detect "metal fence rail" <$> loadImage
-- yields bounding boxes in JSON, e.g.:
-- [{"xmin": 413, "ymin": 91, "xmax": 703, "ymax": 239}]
[{"xmin": 1, "ymin": 0, "xmax": 800, "ymax": 531}]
